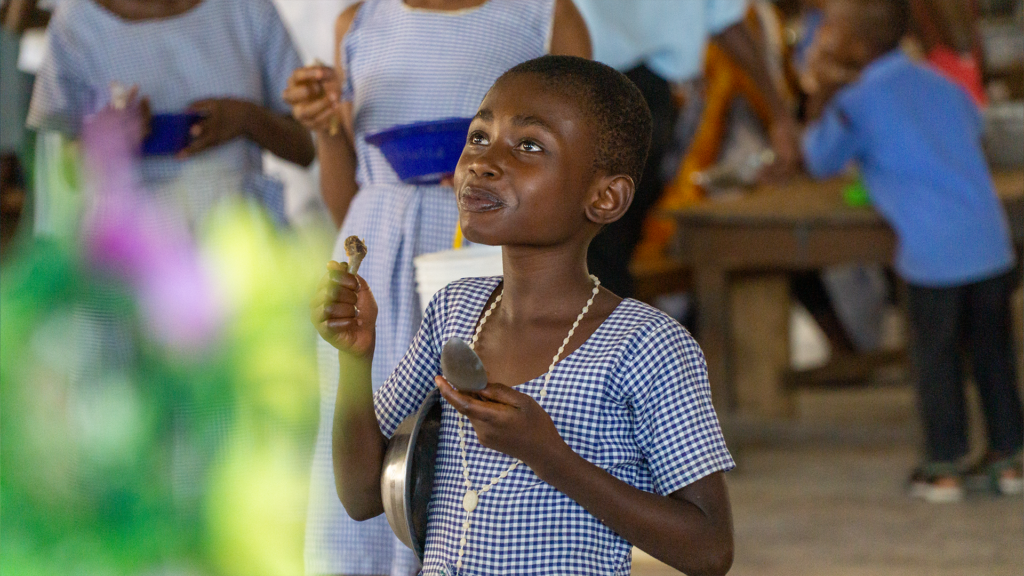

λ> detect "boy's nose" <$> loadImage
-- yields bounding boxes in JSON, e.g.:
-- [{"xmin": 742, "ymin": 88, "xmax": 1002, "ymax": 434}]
[{"xmin": 467, "ymin": 148, "xmax": 503, "ymax": 179}]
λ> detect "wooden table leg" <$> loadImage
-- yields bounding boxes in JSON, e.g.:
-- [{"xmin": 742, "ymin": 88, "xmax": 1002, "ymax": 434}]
[
  {"xmin": 695, "ymin": 269, "xmax": 732, "ymax": 414},
  {"xmin": 730, "ymin": 273, "xmax": 794, "ymax": 418}
]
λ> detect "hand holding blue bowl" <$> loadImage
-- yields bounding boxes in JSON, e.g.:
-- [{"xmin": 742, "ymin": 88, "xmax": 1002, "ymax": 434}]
[{"xmin": 142, "ymin": 112, "xmax": 203, "ymax": 156}]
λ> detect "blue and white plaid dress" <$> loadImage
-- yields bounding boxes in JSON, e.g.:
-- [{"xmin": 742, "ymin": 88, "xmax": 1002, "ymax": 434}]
[
  {"xmin": 308, "ymin": 1, "xmax": 555, "ymax": 574},
  {"xmin": 27, "ymin": 0, "xmax": 300, "ymax": 228},
  {"xmin": 374, "ymin": 277, "xmax": 735, "ymax": 576}
]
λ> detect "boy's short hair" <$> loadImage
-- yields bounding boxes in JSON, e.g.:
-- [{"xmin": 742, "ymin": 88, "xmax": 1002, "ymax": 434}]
[
  {"xmin": 498, "ymin": 55, "xmax": 653, "ymax": 185},
  {"xmin": 846, "ymin": 0, "xmax": 911, "ymax": 54}
]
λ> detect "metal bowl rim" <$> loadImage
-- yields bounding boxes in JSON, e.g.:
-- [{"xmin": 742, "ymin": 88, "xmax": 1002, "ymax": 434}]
[{"xmin": 382, "ymin": 388, "xmax": 441, "ymax": 558}]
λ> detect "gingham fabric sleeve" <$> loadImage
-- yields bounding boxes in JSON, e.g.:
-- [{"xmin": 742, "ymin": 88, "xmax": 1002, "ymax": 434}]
[
  {"xmin": 26, "ymin": 6, "xmax": 98, "ymax": 136},
  {"xmin": 627, "ymin": 319, "xmax": 734, "ymax": 496},
  {"xmin": 802, "ymin": 88, "xmax": 863, "ymax": 179},
  {"xmin": 373, "ymin": 284, "xmax": 447, "ymax": 437},
  {"xmin": 247, "ymin": 0, "xmax": 304, "ymax": 115}
]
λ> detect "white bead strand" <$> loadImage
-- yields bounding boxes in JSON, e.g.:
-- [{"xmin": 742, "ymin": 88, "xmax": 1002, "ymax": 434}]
[{"xmin": 453, "ymin": 275, "xmax": 600, "ymax": 574}]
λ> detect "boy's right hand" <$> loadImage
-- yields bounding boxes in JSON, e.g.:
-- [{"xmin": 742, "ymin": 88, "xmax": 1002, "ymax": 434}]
[
  {"xmin": 282, "ymin": 64, "xmax": 343, "ymax": 135},
  {"xmin": 311, "ymin": 261, "xmax": 377, "ymax": 358}
]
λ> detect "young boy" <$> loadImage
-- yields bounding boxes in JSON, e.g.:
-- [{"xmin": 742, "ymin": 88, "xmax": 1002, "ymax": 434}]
[
  {"xmin": 802, "ymin": 0, "xmax": 1023, "ymax": 502},
  {"xmin": 312, "ymin": 56, "xmax": 735, "ymax": 575}
]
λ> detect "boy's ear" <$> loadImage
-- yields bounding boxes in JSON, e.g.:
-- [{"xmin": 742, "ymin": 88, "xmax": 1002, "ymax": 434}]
[{"xmin": 585, "ymin": 174, "xmax": 634, "ymax": 225}]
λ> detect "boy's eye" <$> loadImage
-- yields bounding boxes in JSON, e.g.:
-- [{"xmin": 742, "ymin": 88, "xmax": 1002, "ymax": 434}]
[
  {"xmin": 516, "ymin": 140, "xmax": 543, "ymax": 153},
  {"xmin": 468, "ymin": 131, "xmax": 489, "ymax": 146}
]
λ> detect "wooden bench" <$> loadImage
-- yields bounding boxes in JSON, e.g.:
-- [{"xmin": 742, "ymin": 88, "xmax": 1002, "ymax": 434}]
[{"xmin": 666, "ymin": 172, "xmax": 1024, "ymax": 417}]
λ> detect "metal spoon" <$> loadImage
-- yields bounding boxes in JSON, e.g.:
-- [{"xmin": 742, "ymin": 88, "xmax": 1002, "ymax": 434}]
[{"xmin": 440, "ymin": 337, "xmax": 488, "ymax": 392}]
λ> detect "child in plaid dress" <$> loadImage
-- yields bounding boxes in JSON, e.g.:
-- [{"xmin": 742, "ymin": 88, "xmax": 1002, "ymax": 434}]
[
  {"xmin": 27, "ymin": 0, "xmax": 314, "ymax": 229},
  {"xmin": 313, "ymin": 56, "xmax": 735, "ymax": 575},
  {"xmin": 283, "ymin": 2, "xmax": 591, "ymax": 572}
]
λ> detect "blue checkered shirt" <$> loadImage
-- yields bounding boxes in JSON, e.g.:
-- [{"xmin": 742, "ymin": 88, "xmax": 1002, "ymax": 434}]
[{"xmin": 375, "ymin": 277, "xmax": 735, "ymax": 575}]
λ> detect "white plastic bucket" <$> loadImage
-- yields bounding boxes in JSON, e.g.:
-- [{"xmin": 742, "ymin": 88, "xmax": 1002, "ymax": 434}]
[{"xmin": 414, "ymin": 245, "xmax": 503, "ymax": 313}]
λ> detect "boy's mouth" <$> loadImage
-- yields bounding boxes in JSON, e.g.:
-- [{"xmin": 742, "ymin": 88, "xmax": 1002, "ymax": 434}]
[{"xmin": 458, "ymin": 187, "xmax": 506, "ymax": 212}]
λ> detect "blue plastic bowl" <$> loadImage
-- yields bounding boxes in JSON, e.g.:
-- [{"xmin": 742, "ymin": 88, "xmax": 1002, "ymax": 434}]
[
  {"xmin": 365, "ymin": 118, "xmax": 472, "ymax": 184},
  {"xmin": 142, "ymin": 113, "xmax": 202, "ymax": 156}
]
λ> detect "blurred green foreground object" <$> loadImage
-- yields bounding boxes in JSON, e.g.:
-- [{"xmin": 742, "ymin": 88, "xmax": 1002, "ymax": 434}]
[
  {"xmin": 843, "ymin": 177, "xmax": 871, "ymax": 207},
  {"xmin": 1, "ymin": 203, "xmax": 326, "ymax": 576}
]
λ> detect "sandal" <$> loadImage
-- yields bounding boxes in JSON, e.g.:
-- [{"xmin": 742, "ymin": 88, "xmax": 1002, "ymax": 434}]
[{"xmin": 908, "ymin": 463, "xmax": 963, "ymax": 503}]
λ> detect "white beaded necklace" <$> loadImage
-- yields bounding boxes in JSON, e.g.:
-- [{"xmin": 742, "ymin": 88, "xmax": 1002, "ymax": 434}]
[{"xmin": 452, "ymin": 274, "xmax": 601, "ymax": 573}]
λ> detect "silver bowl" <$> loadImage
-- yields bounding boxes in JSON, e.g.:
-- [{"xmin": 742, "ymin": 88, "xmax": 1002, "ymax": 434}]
[{"xmin": 381, "ymin": 389, "xmax": 441, "ymax": 560}]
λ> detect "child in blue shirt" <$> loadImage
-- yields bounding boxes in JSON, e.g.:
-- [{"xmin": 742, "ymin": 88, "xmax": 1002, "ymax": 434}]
[
  {"xmin": 802, "ymin": 0, "xmax": 1022, "ymax": 502},
  {"xmin": 312, "ymin": 55, "xmax": 735, "ymax": 575}
]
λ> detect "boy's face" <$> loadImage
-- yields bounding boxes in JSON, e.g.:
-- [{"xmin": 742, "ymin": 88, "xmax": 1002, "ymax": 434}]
[{"xmin": 452, "ymin": 74, "xmax": 605, "ymax": 247}]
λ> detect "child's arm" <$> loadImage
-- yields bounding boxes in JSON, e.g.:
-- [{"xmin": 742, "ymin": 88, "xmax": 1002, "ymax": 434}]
[
  {"xmin": 549, "ymin": 0, "xmax": 592, "ymax": 58},
  {"xmin": 322, "ymin": 3, "xmax": 362, "ymax": 227},
  {"xmin": 800, "ymin": 48, "xmax": 863, "ymax": 178},
  {"xmin": 317, "ymin": 99, "xmax": 359, "ymax": 229},
  {"xmin": 802, "ymin": 59, "xmax": 859, "ymax": 123},
  {"xmin": 283, "ymin": 64, "xmax": 358, "ymax": 228},
  {"xmin": 282, "ymin": 4, "xmax": 361, "ymax": 228},
  {"xmin": 311, "ymin": 261, "xmax": 388, "ymax": 520},
  {"xmin": 801, "ymin": 96, "xmax": 861, "ymax": 179},
  {"xmin": 438, "ymin": 378, "xmax": 734, "ymax": 576},
  {"xmin": 178, "ymin": 99, "xmax": 315, "ymax": 167},
  {"xmin": 715, "ymin": 21, "xmax": 802, "ymax": 178},
  {"xmin": 181, "ymin": 0, "xmax": 316, "ymax": 167}
]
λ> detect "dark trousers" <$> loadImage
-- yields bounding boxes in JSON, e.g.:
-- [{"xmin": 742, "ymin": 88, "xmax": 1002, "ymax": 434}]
[
  {"xmin": 587, "ymin": 65, "xmax": 678, "ymax": 299},
  {"xmin": 907, "ymin": 270, "xmax": 1023, "ymax": 463}
]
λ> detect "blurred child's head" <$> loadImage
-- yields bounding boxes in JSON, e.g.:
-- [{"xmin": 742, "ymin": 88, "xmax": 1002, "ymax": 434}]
[
  {"xmin": 453, "ymin": 55, "xmax": 652, "ymax": 248},
  {"xmin": 820, "ymin": 0, "xmax": 910, "ymax": 68}
]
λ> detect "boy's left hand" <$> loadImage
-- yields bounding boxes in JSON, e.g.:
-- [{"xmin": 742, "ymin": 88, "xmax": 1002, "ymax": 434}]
[
  {"xmin": 179, "ymin": 98, "xmax": 253, "ymax": 158},
  {"xmin": 436, "ymin": 375, "xmax": 564, "ymax": 466}
]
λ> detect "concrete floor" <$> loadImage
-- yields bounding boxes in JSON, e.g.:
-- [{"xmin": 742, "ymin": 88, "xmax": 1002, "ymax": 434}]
[{"xmin": 631, "ymin": 384, "xmax": 1024, "ymax": 576}]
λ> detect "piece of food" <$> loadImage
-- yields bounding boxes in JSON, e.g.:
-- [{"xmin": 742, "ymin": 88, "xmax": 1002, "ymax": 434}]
[
  {"xmin": 310, "ymin": 59, "xmax": 341, "ymax": 136},
  {"xmin": 344, "ymin": 236, "xmax": 367, "ymax": 275}
]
